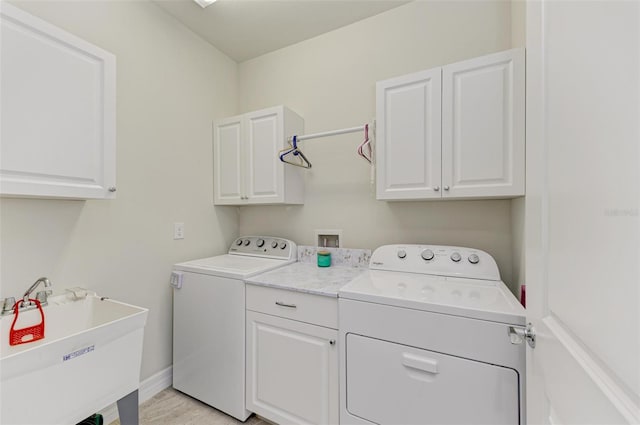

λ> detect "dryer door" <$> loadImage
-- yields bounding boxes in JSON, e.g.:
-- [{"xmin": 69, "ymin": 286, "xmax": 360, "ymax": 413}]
[{"xmin": 345, "ymin": 334, "xmax": 520, "ymax": 424}]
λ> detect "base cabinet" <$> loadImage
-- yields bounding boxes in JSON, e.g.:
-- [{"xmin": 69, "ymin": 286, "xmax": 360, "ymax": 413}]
[{"xmin": 246, "ymin": 310, "xmax": 338, "ymax": 425}]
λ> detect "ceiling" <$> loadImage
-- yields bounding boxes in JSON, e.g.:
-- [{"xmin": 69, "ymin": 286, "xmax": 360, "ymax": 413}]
[{"xmin": 153, "ymin": 0, "xmax": 410, "ymax": 62}]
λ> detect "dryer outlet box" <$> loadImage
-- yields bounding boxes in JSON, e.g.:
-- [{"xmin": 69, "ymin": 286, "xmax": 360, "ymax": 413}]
[{"xmin": 315, "ymin": 229, "xmax": 342, "ymax": 248}]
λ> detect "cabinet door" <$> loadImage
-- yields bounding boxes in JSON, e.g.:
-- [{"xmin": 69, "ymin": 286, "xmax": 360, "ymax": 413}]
[
  {"xmin": 246, "ymin": 311, "xmax": 338, "ymax": 425},
  {"xmin": 244, "ymin": 107, "xmax": 284, "ymax": 204},
  {"xmin": 0, "ymin": 4, "xmax": 116, "ymax": 199},
  {"xmin": 213, "ymin": 116, "xmax": 244, "ymax": 204},
  {"xmin": 442, "ymin": 48, "xmax": 525, "ymax": 198},
  {"xmin": 376, "ymin": 68, "xmax": 442, "ymax": 200}
]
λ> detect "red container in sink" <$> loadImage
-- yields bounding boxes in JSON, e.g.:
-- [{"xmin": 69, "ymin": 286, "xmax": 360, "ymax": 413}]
[{"xmin": 9, "ymin": 298, "xmax": 45, "ymax": 346}]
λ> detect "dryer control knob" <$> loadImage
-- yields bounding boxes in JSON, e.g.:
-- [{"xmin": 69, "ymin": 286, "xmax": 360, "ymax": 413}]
[
  {"xmin": 257, "ymin": 239, "xmax": 265, "ymax": 247},
  {"xmin": 236, "ymin": 239, "xmax": 243, "ymax": 246},
  {"xmin": 421, "ymin": 249, "xmax": 435, "ymax": 261},
  {"xmin": 451, "ymin": 252, "xmax": 462, "ymax": 262},
  {"xmin": 244, "ymin": 240, "xmax": 251, "ymax": 246},
  {"xmin": 280, "ymin": 242, "xmax": 287, "ymax": 249},
  {"xmin": 397, "ymin": 250, "xmax": 407, "ymax": 259},
  {"xmin": 271, "ymin": 241, "xmax": 279, "ymax": 249},
  {"xmin": 468, "ymin": 254, "xmax": 480, "ymax": 264}
]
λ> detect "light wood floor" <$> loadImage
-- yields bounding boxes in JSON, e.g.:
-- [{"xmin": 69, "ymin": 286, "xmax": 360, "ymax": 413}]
[{"xmin": 109, "ymin": 388, "xmax": 269, "ymax": 425}]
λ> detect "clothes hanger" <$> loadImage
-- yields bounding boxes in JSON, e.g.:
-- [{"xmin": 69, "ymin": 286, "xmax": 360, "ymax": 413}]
[
  {"xmin": 356, "ymin": 123, "xmax": 372, "ymax": 164},
  {"xmin": 279, "ymin": 135, "xmax": 312, "ymax": 169}
]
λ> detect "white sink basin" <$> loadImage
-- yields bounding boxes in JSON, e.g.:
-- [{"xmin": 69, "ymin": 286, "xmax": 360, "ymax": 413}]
[{"xmin": 0, "ymin": 293, "xmax": 148, "ymax": 425}]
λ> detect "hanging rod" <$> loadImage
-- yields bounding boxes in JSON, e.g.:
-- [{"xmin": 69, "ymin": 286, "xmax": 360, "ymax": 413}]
[{"xmin": 291, "ymin": 125, "xmax": 366, "ymax": 142}]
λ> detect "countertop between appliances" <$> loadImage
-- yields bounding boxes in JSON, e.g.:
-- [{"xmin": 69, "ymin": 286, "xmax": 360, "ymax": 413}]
[{"xmin": 244, "ymin": 262, "xmax": 366, "ymax": 298}]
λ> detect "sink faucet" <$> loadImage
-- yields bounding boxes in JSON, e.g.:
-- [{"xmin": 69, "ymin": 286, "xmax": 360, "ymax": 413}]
[
  {"xmin": 1, "ymin": 277, "xmax": 53, "ymax": 315},
  {"xmin": 23, "ymin": 277, "xmax": 53, "ymax": 304}
]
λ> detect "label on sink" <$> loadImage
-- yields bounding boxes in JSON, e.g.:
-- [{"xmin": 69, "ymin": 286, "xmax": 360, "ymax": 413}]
[{"xmin": 63, "ymin": 345, "xmax": 95, "ymax": 361}]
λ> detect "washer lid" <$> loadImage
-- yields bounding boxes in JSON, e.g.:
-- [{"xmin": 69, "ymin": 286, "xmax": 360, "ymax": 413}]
[
  {"xmin": 339, "ymin": 270, "xmax": 525, "ymax": 325},
  {"xmin": 173, "ymin": 254, "xmax": 294, "ymax": 279}
]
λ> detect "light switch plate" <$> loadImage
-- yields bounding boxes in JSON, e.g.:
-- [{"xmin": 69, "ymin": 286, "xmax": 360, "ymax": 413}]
[
  {"xmin": 174, "ymin": 222, "xmax": 184, "ymax": 240},
  {"xmin": 170, "ymin": 271, "xmax": 183, "ymax": 289}
]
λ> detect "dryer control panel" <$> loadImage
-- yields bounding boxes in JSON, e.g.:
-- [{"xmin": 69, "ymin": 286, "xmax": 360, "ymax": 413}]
[
  {"xmin": 369, "ymin": 244, "xmax": 500, "ymax": 281},
  {"xmin": 229, "ymin": 236, "xmax": 297, "ymax": 260}
]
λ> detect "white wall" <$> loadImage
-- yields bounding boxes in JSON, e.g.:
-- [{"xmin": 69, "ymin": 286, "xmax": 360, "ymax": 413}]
[
  {"xmin": 236, "ymin": 1, "xmax": 519, "ymax": 290},
  {"xmin": 1, "ymin": 0, "xmax": 238, "ymax": 379}
]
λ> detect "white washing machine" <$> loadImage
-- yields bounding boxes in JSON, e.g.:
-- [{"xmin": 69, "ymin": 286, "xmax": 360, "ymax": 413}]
[
  {"xmin": 339, "ymin": 244, "xmax": 527, "ymax": 425},
  {"xmin": 171, "ymin": 236, "xmax": 297, "ymax": 421}
]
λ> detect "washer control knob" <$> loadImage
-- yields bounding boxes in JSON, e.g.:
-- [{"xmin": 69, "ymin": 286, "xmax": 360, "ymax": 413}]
[
  {"xmin": 421, "ymin": 249, "xmax": 435, "ymax": 261},
  {"xmin": 468, "ymin": 254, "xmax": 480, "ymax": 264},
  {"xmin": 451, "ymin": 252, "xmax": 462, "ymax": 262},
  {"xmin": 244, "ymin": 239, "xmax": 251, "ymax": 246},
  {"xmin": 271, "ymin": 241, "xmax": 279, "ymax": 249},
  {"xmin": 397, "ymin": 250, "xmax": 407, "ymax": 259},
  {"xmin": 236, "ymin": 239, "xmax": 243, "ymax": 246},
  {"xmin": 257, "ymin": 239, "xmax": 265, "ymax": 247},
  {"xmin": 280, "ymin": 242, "xmax": 287, "ymax": 250}
]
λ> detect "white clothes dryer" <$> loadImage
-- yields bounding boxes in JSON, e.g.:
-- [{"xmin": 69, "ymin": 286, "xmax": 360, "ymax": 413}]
[
  {"xmin": 171, "ymin": 236, "xmax": 297, "ymax": 421},
  {"xmin": 339, "ymin": 244, "xmax": 527, "ymax": 425}
]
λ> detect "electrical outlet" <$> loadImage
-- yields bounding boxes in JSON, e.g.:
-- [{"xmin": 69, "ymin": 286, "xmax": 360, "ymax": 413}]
[{"xmin": 174, "ymin": 222, "xmax": 184, "ymax": 240}]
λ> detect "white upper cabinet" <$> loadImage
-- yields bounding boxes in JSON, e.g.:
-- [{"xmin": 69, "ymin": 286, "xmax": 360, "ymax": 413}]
[
  {"xmin": 214, "ymin": 116, "xmax": 243, "ymax": 203},
  {"xmin": 376, "ymin": 68, "xmax": 442, "ymax": 200},
  {"xmin": 214, "ymin": 105, "xmax": 304, "ymax": 205},
  {"xmin": 376, "ymin": 48, "xmax": 525, "ymax": 201},
  {"xmin": 0, "ymin": 4, "xmax": 116, "ymax": 199},
  {"xmin": 245, "ymin": 109, "xmax": 284, "ymax": 202},
  {"xmin": 442, "ymin": 49, "xmax": 525, "ymax": 198}
]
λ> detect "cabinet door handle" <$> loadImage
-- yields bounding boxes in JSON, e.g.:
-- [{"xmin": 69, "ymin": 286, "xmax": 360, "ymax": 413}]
[
  {"xmin": 275, "ymin": 301, "xmax": 297, "ymax": 308},
  {"xmin": 443, "ymin": 185, "xmax": 450, "ymax": 191},
  {"xmin": 108, "ymin": 186, "xmax": 117, "ymax": 192},
  {"xmin": 329, "ymin": 340, "xmax": 336, "ymax": 345},
  {"xmin": 434, "ymin": 186, "xmax": 440, "ymax": 191}
]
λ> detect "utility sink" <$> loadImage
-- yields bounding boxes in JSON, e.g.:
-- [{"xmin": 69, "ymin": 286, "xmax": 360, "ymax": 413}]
[{"xmin": 0, "ymin": 292, "xmax": 148, "ymax": 425}]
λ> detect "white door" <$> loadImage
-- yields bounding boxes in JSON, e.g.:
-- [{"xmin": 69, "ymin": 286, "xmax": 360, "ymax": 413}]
[
  {"xmin": 245, "ymin": 107, "xmax": 284, "ymax": 203},
  {"xmin": 246, "ymin": 311, "xmax": 339, "ymax": 425},
  {"xmin": 525, "ymin": 1, "xmax": 639, "ymax": 424},
  {"xmin": 376, "ymin": 68, "xmax": 442, "ymax": 200},
  {"xmin": 1, "ymin": 3, "xmax": 116, "ymax": 199},
  {"xmin": 213, "ymin": 115, "xmax": 243, "ymax": 204},
  {"xmin": 442, "ymin": 49, "xmax": 525, "ymax": 199}
]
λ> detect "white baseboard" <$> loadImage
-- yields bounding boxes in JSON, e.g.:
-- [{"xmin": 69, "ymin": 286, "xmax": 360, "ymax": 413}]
[
  {"xmin": 138, "ymin": 365, "xmax": 173, "ymax": 404},
  {"xmin": 99, "ymin": 365, "xmax": 173, "ymax": 424}
]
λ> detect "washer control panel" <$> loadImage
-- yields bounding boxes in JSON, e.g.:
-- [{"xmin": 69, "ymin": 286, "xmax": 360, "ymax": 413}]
[
  {"xmin": 371, "ymin": 244, "xmax": 500, "ymax": 281},
  {"xmin": 229, "ymin": 236, "xmax": 297, "ymax": 260}
]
